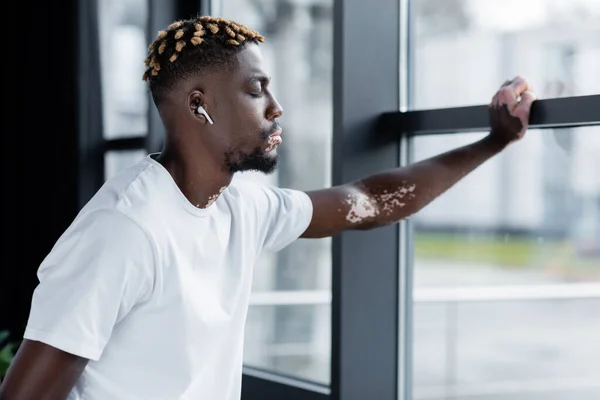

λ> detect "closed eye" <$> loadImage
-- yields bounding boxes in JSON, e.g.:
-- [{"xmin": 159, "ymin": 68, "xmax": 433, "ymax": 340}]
[{"xmin": 247, "ymin": 74, "xmax": 271, "ymax": 98}]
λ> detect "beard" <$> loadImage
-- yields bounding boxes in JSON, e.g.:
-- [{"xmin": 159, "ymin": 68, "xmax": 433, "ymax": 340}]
[
  {"xmin": 224, "ymin": 124, "xmax": 281, "ymax": 174},
  {"xmin": 224, "ymin": 146, "xmax": 278, "ymax": 174},
  {"xmin": 225, "ymin": 122, "xmax": 279, "ymax": 175}
]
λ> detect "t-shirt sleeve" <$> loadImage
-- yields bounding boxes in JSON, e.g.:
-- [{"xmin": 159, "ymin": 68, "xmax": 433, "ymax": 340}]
[
  {"xmin": 240, "ymin": 180, "xmax": 314, "ymax": 253},
  {"xmin": 23, "ymin": 209, "xmax": 155, "ymax": 361}
]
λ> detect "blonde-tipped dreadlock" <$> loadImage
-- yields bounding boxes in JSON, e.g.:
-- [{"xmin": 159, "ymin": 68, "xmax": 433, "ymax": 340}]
[{"xmin": 142, "ymin": 16, "xmax": 265, "ymax": 103}]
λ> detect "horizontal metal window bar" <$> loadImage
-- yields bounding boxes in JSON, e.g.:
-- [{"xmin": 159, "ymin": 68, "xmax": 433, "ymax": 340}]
[
  {"xmin": 378, "ymin": 94, "xmax": 600, "ymax": 136},
  {"xmin": 248, "ymin": 283, "xmax": 600, "ymax": 306},
  {"xmin": 249, "ymin": 290, "xmax": 332, "ymax": 306},
  {"xmin": 413, "ymin": 283, "xmax": 600, "ymax": 303},
  {"xmin": 104, "ymin": 136, "xmax": 147, "ymax": 151},
  {"xmin": 242, "ymin": 367, "xmax": 330, "ymax": 399},
  {"xmin": 415, "ymin": 377, "xmax": 600, "ymax": 400}
]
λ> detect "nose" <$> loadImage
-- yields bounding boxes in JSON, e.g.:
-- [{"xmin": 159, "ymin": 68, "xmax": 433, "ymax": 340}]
[{"xmin": 267, "ymin": 94, "xmax": 283, "ymax": 120}]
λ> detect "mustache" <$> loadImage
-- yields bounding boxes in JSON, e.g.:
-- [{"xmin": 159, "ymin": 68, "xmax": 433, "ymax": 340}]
[{"xmin": 261, "ymin": 123, "xmax": 281, "ymax": 139}]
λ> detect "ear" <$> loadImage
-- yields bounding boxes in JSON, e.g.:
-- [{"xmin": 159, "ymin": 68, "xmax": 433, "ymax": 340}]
[{"xmin": 188, "ymin": 90, "xmax": 207, "ymax": 122}]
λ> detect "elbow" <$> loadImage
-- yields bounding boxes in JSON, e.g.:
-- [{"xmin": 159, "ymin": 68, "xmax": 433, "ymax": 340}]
[
  {"xmin": 356, "ymin": 217, "xmax": 402, "ymax": 231},
  {"xmin": 343, "ymin": 191, "xmax": 382, "ymax": 231}
]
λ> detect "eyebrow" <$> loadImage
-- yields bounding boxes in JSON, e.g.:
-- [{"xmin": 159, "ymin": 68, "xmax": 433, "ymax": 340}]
[{"xmin": 247, "ymin": 74, "xmax": 271, "ymax": 86}]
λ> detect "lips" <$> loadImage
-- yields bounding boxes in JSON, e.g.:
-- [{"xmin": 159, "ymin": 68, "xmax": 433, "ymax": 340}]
[
  {"xmin": 269, "ymin": 128, "xmax": 282, "ymax": 138},
  {"xmin": 265, "ymin": 128, "xmax": 283, "ymax": 152}
]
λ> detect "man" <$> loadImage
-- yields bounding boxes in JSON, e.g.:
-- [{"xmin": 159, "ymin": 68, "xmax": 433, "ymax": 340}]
[{"xmin": 0, "ymin": 15, "xmax": 536, "ymax": 400}]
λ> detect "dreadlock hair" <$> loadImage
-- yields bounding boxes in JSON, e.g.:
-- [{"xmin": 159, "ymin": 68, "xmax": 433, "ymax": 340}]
[{"xmin": 143, "ymin": 16, "xmax": 265, "ymax": 105}]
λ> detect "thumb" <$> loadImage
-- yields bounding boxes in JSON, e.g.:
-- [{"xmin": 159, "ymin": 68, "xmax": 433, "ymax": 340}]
[{"xmin": 512, "ymin": 90, "xmax": 537, "ymax": 126}]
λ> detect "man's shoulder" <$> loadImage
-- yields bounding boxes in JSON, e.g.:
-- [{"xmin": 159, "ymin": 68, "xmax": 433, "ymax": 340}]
[
  {"xmin": 77, "ymin": 158, "xmax": 171, "ymax": 234},
  {"xmin": 224, "ymin": 174, "xmax": 268, "ymax": 204},
  {"xmin": 228, "ymin": 174, "xmax": 296, "ymax": 199},
  {"xmin": 227, "ymin": 174, "xmax": 311, "ymax": 216},
  {"xmin": 229, "ymin": 173, "xmax": 267, "ymax": 191}
]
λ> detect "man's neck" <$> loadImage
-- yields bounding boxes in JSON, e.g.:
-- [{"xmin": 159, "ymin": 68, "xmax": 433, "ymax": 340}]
[{"xmin": 155, "ymin": 151, "xmax": 233, "ymax": 209}]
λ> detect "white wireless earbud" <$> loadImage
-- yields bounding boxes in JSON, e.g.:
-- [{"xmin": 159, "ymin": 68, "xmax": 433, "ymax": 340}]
[{"xmin": 197, "ymin": 106, "xmax": 214, "ymax": 125}]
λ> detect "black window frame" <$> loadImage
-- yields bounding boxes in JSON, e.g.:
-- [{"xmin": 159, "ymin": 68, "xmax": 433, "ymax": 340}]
[{"xmin": 240, "ymin": 0, "xmax": 405, "ymax": 397}]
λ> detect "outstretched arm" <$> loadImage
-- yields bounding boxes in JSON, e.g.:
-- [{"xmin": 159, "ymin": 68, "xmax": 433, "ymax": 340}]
[{"xmin": 302, "ymin": 76, "xmax": 536, "ymax": 238}]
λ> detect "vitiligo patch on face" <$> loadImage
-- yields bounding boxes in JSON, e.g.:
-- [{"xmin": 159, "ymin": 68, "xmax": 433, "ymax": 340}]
[
  {"xmin": 343, "ymin": 183, "xmax": 417, "ymax": 223},
  {"xmin": 265, "ymin": 136, "xmax": 282, "ymax": 152}
]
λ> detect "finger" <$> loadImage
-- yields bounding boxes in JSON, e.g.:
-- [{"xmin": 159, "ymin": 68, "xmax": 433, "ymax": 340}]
[
  {"xmin": 498, "ymin": 86, "xmax": 519, "ymax": 111},
  {"xmin": 492, "ymin": 77, "xmax": 531, "ymax": 108},
  {"xmin": 491, "ymin": 81, "xmax": 511, "ymax": 107},
  {"xmin": 511, "ymin": 90, "xmax": 537, "ymax": 123},
  {"xmin": 508, "ymin": 76, "xmax": 531, "ymax": 96},
  {"xmin": 497, "ymin": 77, "xmax": 532, "ymax": 111},
  {"xmin": 489, "ymin": 93, "xmax": 500, "ymax": 108},
  {"xmin": 492, "ymin": 80, "xmax": 512, "ymax": 107}
]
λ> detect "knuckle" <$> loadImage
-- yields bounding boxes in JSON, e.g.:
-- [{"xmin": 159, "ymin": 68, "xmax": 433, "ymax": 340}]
[{"xmin": 498, "ymin": 89, "xmax": 513, "ymax": 101}]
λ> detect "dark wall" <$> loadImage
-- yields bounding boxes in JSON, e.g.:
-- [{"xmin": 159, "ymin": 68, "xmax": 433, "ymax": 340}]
[
  {"xmin": 0, "ymin": 0, "xmax": 191, "ymax": 345},
  {"xmin": 2, "ymin": 0, "xmax": 81, "ymax": 343},
  {"xmin": 0, "ymin": 0, "xmax": 194, "ymax": 345}
]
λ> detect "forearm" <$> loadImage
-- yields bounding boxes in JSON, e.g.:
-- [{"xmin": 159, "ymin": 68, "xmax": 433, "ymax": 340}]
[
  {"xmin": 350, "ymin": 134, "xmax": 506, "ymax": 229},
  {"xmin": 303, "ymin": 77, "xmax": 534, "ymax": 238}
]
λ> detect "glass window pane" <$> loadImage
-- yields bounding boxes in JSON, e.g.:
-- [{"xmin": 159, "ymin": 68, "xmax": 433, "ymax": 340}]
[
  {"xmin": 411, "ymin": 127, "xmax": 600, "ymax": 400},
  {"xmin": 98, "ymin": 0, "xmax": 149, "ymax": 138},
  {"xmin": 219, "ymin": 0, "xmax": 333, "ymax": 385},
  {"xmin": 245, "ymin": 304, "xmax": 331, "ymax": 384},
  {"xmin": 104, "ymin": 149, "xmax": 147, "ymax": 180},
  {"xmin": 410, "ymin": 0, "xmax": 600, "ymax": 110}
]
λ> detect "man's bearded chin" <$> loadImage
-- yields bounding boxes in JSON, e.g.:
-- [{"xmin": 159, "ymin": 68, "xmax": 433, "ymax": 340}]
[{"xmin": 224, "ymin": 147, "xmax": 278, "ymax": 174}]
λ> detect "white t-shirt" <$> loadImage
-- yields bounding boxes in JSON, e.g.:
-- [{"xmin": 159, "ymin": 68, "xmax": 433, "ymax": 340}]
[{"xmin": 23, "ymin": 154, "xmax": 313, "ymax": 400}]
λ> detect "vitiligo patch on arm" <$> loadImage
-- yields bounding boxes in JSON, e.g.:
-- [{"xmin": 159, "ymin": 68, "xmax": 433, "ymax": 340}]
[{"xmin": 342, "ymin": 183, "xmax": 417, "ymax": 224}]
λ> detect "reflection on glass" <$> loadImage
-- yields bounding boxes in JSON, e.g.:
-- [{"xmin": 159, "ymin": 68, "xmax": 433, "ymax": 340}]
[
  {"xmin": 98, "ymin": 0, "xmax": 149, "ymax": 138},
  {"xmin": 411, "ymin": 127, "xmax": 600, "ymax": 400},
  {"xmin": 104, "ymin": 149, "xmax": 147, "ymax": 180},
  {"xmin": 218, "ymin": 0, "xmax": 333, "ymax": 385},
  {"xmin": 410, "ymin": 0, "xmax": 600, "ymax": 109},
  {"xmin": 245, "ymin": 304, "xmax": 331, "ymax": 384}
]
